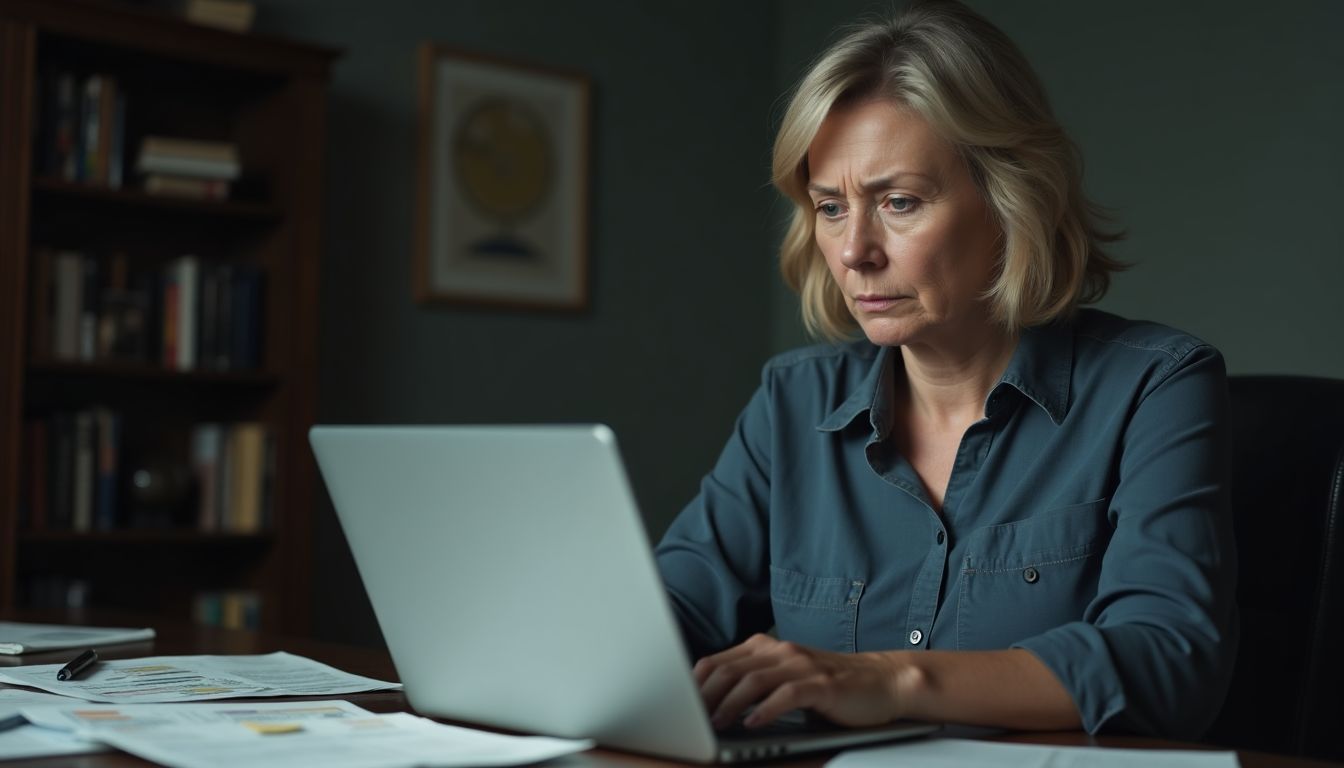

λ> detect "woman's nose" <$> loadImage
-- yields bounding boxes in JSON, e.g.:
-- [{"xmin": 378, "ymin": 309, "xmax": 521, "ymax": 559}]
[{"xmin": 839, "ymin": 211, "xmax": 887, "ymax": 271}]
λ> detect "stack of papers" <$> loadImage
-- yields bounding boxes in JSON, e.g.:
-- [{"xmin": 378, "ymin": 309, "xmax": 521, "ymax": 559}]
[
  {"xmin": 0, "ymin": 653, "xmax": 594, "ymax": 767},
  {"xmin": 21, "ymin": 701, "xmax": 592, "ymax": 768},
  {"xmin": 0, "ymin": 651, "xmax": 400, "ymax": 703},
  {"xmin": 0, "ymin": 621, "xmax": 154, "ymax": 654}
]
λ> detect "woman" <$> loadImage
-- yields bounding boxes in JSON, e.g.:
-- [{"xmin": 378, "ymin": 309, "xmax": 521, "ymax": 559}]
[{"xmin": 654, "ymin": 0, "xmax": 1236, "ymax": 741}]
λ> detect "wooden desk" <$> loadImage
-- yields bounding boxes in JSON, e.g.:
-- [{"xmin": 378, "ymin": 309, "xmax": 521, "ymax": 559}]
[{"xmin": 2, "ymin": 612, "xmax": 1339, "ymax": 768}]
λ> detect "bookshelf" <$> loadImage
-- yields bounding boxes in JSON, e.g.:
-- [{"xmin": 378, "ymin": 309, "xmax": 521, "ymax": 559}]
[{"xmin": 0, "ymin": 0, "xmax": 338, "ymax": 634}]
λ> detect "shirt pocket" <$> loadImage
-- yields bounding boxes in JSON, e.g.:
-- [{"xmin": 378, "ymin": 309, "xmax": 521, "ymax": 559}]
[
  {"xmin": 769, "ymin": 565, "xmax": 865, "ymax": 653},
  {"xmin": 956, "ymin": 498, "xmax": 1112, "ymax": 651}
]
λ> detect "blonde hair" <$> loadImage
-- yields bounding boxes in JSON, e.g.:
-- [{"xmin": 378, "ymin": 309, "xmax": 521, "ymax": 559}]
[{"xmin": 774, "ymin": 0, "xmax": 1123, "ymax": 340}]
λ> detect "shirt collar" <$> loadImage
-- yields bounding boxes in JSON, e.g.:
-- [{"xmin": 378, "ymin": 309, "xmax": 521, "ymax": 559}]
[
  {"xmin": 815, "ymin": 318, "xmax": 1074, "ymax": 434},
  {"xmin": 996, "ymin": 317, "xmax": 1073, "ymax": 425},
  {"xmin": 817, "ymin": 345, "xmax": 898, "ymax": 436}
]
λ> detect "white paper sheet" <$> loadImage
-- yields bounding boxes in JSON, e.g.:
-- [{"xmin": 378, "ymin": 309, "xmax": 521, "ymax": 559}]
[
  {"xmin": 0, "ymin": 652, "xmax": 400, "ymax": 703},
  {"xmin": 0, "ymin": 621, "xmax": 155, "ymax": 655},
  {"xmin": 828, "ymin": 737, "xmax": 1240, "ymax": 767},
  {"xmin": 0, "ymin": 689, "xmax": 105, "ymax": 760},
  {"xmin": 87, "ymin": 711, "xmax": 593, "ymax": 768},
  {"xmin": 20, "ymin": 698, "xmax": 374, "ymax": 733}
]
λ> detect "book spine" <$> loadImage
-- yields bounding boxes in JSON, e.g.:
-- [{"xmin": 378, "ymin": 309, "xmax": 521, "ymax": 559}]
[
  {"xmin": 52, "ymin": 73, "xmax": 77, "ymax": 180},
  {"xmin": 108, "ymin": 90, "xmax": 127, "ymax": 189},
  {"xmin": 231, "ymin": 267, "xmax": 263, "ymax": 369},
  {"xmin": 175, "ymin": 256, "xmax": 200, "ymax": 371},
  {"xmin": 136, "ymin": 155, "xmax": 240, "ymax": 180},
  {"xmin": 79, "ymin": 75, "xmax": 102, "ymax": 183},
  {"xmin": 95, "ymin": 75, "xmax": 116, "ymax": 186},
  {"xmin": 94, "ymin": 407, "xmax": 120, "ymax": 531},
  {"xmin": 161, "ymin": 270, "xmax": 179, "ymax": 369},
  {"xmin": 198, "ymin": 267, "xmax": 219, "ymax": 371},
  {"xmin": 79, "ymin": 255, "xmax": 99, "ymax": 361},
  {"xmin": 225, "ymin": 422, "xmax": 265, "ymax": 533},
  {"xmin": 190, "ymin": 423, "xmax": 223, "ymax": 532},
  {"xmin": 71, "ymin": 410, "xmax": 95, "ymax": 532},
  {"xmin": 52, "ymin": 251, "xmax": 83, "ymax": 361}
]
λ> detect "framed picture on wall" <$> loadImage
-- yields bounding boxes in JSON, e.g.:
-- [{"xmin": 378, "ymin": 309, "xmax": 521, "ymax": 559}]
[{"xmin": 415, "ymin": 45, "xmax": 591, "ymax": 309}]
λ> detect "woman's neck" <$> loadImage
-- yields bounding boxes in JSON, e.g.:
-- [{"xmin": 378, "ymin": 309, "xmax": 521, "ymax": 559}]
[{"xmin": 896, "ymin": 327, "xmax": 1019, "ymax": 429}]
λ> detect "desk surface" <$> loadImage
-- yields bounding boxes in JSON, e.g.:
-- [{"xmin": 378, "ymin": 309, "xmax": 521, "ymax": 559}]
[{"xmin": 2, "ymin": 611, "xmax": 1338, "ymax": 768}]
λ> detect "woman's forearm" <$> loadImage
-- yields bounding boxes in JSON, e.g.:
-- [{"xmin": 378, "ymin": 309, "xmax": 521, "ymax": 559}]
[{"xmin": 887, "ymin": 648, "xmax": 1080, "ymax": 730}]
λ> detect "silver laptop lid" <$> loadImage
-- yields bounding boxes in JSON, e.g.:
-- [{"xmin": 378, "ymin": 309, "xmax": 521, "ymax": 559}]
[{"xmin": 310, "ymin": 425, "xmax": 720, "ymax": 762}]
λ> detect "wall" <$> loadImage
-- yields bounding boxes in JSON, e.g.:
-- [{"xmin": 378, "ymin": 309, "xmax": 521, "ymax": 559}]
[
  {"xmin": 772, "ymin": 0, "xmax": 1344, "ymax": 380},
  {"xmin": 256, "ymin": 0, "xmax": 778, "ymax": 644}
]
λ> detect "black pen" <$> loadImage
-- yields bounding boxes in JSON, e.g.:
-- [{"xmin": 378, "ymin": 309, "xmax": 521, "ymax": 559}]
[{"xmin": 56, "ymin": 648, "xmax": 98, "ymax": 681}]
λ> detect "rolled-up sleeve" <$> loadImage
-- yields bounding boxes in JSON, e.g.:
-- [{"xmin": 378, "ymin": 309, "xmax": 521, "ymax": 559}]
[
  {"xmin": 655, "ymin": 383, "xmax": 776, "ymax": 660},
  {"xmin": 1014, "ymin": 344, "xmax": 1238, "ymax": 739}
]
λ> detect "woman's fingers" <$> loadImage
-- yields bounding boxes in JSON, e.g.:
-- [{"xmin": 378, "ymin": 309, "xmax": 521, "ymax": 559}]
[{"xmin": 696, "ymin": 638, "xmax": 904, "ymax": 730}]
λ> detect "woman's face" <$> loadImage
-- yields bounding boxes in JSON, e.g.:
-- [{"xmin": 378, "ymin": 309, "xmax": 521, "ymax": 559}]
[{"xmin": 806, "ymin": 99, "xmax": 1003, "ymax": 350}]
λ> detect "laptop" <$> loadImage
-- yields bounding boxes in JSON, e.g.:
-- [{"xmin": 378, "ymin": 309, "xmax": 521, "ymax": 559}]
[{"xmin": 309, "ymin": 424, "xmax": 938, "ymax": 763}]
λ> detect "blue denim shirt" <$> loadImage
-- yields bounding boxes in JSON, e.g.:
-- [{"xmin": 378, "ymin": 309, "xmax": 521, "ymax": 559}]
[{"xmin": 655, "ymin": 309, "xmax": 1237, "ymax": 740}]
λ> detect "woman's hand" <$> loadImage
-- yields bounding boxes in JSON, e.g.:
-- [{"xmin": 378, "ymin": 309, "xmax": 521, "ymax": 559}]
[{"xmin": 693, "ymin": 633, "xmax": 910, "ymax": 729}]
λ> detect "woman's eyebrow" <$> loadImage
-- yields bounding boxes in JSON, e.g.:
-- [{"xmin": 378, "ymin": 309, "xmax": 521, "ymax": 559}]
[{"xmin": 806, "ymin": 172, "xmax": 937, "ymax": 197}]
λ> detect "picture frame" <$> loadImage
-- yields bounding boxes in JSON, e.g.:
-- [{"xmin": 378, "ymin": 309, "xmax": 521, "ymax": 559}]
[{"xmin": 415, "ymin": 45, "xmax": 591, "ymax": 310}]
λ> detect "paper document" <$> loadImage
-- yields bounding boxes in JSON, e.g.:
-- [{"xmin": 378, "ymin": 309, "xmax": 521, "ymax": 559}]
[
  {"xmin": 0, "ymin": 621, "xmax": 155, "ymax": 655},
  {"xmin": 0, "ymin": 689, "xmax": 105, "ymax": 760},
  {"xmin": 83, "ymin": 711, "xmax": 592, "ymax": 768},
  {"xmin": 0, "ymin": 651, "xmax": 400, "ymax": 703},
  {"xmin": 20, "ymin": 698, "xmax": 374, "ymax": 733},
  {"xmin": 828, "ymin": 737, "xmax": 1240, "ymax": 767}
]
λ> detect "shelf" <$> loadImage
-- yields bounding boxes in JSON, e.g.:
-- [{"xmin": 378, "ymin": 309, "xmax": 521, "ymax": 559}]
[
  {"xmin": 27, "ymin": 360, "xmax": 278, "ymax": 387},
  {"xmin": 1, "ymin": 0, "xmax": 333, "ymax": 634},
  {"xmin": 32, "ymin": 177, "xmax": 282, "ymax": 222}
]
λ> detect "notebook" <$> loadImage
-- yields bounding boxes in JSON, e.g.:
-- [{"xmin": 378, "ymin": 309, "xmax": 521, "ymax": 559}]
[{"xmin": 309, "ymin": 424, "xmax": 938, "ymax": 763}]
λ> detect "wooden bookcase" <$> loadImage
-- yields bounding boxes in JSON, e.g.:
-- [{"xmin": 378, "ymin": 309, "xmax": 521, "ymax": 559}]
[{"xmin": 0, "ymin": 0, "xmax": 337, "ymax": 634}]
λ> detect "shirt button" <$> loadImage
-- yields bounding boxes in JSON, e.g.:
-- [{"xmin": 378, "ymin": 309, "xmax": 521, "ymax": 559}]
[
  {"xmin": 1023, "ymin": 566, "xmax": 1040, "ymax": 584},
  {"xmin": 908, "ymin": 629, "xmax": 923, "ymax": 646},
  {"xmin": 936, "ymin": 531, "xmax": 945, "ymax": 545}
]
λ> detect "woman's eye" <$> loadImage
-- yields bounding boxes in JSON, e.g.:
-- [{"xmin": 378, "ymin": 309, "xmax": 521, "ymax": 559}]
[
  {"xmin": 817, "ymin": 202, "xmax": 843, "ymax": 218},
  {"xmin": 886, "ymin": 196, "xmax": 918, "ymax": 213}
]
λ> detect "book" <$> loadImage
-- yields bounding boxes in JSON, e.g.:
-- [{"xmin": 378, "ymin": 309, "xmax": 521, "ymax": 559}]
[
  {"xmin": 139, "ymin": 136, "xmax": 238, "ymax": 164},
  {"xmin": 190, "ymin": 423, "xmax": 224, "ymax": 531},
  {"xmin": 78, "ymin": 256, "xmax": 99, "ymax": 361},
  {"xmin": 144, "ymin": 174, "xmax": 230, "ymax": 200},
  {"xmin": 52, "ymin": 251, "xmax": 83, "ymax": 361},
  {"xmin": 231, "ymin": 267, "xmax": 263, "ymax": 369},
  {"xmin": 78, "ymin": 75, "xmax": 102, "ymax": 183},
  {"xmin": 40, "ymin": 70, "xmax": 79, "ymax": 181},
  {"xmin": 93, "ymin": 407, "xmax": 121, "ymax": 531},
  {"xmin": 224, "ymin": 423, "xmax": 267, "ymax": 532},
  {"xmin": 136, "ymin": 136, "xmax": 240, "ymax": 181},
  {"xmin": 71, "ymin": 410, "xmax": 95, "ymax": 532},
  {"xmin": 108, "ymin": 89, "xmax": 127, "ymax": 189},
  {"xmin": 0, "ymin": 621, "xmax": 155, "ymax": 655},
  {"xmin": 162, "ymin": 255, "xmax": 200, "ymax": 370},
  {"xmin": 183, "ymin": 0, "xmax": 256, "ymax": 32}
]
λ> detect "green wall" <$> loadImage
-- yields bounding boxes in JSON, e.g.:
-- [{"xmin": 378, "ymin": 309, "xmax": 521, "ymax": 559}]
[{"xmin": 258, "ymin": 1, "xmax": 778, "ymax": 644}]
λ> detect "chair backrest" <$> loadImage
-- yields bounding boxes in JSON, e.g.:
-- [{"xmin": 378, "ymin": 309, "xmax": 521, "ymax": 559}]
[{"xmin": 1204, "ymin": 375, "xmax": 1344, "ymax": 760}]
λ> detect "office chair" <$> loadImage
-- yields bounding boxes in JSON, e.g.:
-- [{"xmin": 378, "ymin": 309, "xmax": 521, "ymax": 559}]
[{"xmin": 1203, "ymin": 375, "xmax": 1344, "ymax": 760}]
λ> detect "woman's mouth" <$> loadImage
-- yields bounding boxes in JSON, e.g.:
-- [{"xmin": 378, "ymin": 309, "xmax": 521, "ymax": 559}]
[{"xmin": 853, "ymin": 295, "xmax": 908, "ymax": 313}]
